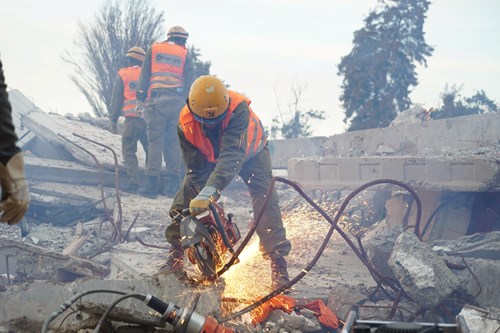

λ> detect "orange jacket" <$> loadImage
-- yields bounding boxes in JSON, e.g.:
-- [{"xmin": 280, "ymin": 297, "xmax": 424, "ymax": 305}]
[
  {"xmin": 118, "ymin": 66, "xmax": 141, "ymax": 117},
  {"xmin": 149, "ymin": 42, "xmax": 188, "ymax": 90},
  {"xmin": 179, "ymin": 91, "xmax": 267, "ymax": 163}
]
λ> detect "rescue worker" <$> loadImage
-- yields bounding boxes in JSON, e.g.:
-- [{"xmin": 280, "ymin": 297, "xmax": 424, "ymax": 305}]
[
  {"xmin": 136, "ymin": 26, "xmax": 195, "ymax": 198},
  {"xmin": 163, "ymin": 75, "xmax": 292, "ymax": 290},
  {"xmin": 110, "ymin": 46, "xmax": 148, "ymax": 193},
  {"xmin": 0, "ymin": 59, "xmax": 30, "ymax": 225}
]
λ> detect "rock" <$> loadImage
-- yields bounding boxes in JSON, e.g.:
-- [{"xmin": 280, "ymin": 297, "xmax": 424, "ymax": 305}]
[
  {"xmin": 388, "ymin": 232, "xmax": 460, "ymax": 309},
  {"xmin": 362, "ymin": 222, "xmax": 402, "ymax": 278}
]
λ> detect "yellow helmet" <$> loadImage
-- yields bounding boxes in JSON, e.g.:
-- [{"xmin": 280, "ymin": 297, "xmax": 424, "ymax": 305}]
[
  {"xmin": 188, "ymin": 76, "xmax": 229, "ymax": 125},
  {"xmin": 126, "ymin": 46, "xmax": 146, "ymax": 63},
  {"xmin": 167, "ymin": 26, "xmax": 189, "ymax": 39}
]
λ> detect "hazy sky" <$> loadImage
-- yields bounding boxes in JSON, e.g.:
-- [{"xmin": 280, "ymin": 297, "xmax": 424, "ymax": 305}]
[{"xmin": 1, "ymin": 0, "xmax": 499, "ymax": 136}]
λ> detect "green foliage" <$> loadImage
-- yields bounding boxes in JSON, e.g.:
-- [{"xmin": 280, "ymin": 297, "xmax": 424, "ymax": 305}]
[
  {"xmin": 188, "ymin": 46, "xmax": 211, "ymax": 79},
  {"xmin": 338, "ymin": 0, "xmax": 434, "ymax": 131},
  {"xmin": 431, "ymin": 85, "xmax": 498, "ymax": 120},
  {"xmin": 63, "ymin": 0, "xmax": 165, "ymax": 117},
  {"xmin": 270, "ymin": 83, "xmax": 325, "ymax": 139}
]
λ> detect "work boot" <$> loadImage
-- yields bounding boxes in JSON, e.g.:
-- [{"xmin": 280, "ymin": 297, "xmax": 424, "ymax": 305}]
[
  {"xmin": 158, "ymin": 245, "xmax": 184, "ymax": 274},
  {"xmin": 270, "ymin": 256, "xmax": 290, "ymax": 290},
  {"xmin": 161, "ymin": 175, "xmax": 180, "ymax": 197},
  {"xmin": 138, "ymin": 175, "xmax": 160, "ymax": 199}
]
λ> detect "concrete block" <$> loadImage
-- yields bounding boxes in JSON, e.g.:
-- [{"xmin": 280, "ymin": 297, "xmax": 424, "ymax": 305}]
[
  {"xmin": 288, "ymin": 155, "xmax": 500, "ymax": 192},
  {"xmin": 269, "ymin": 137, "xmax": 327, "ymax": 169},
  {"xmin": 268, "ymin": 112, "xmax": 499, "ymax": 170}
]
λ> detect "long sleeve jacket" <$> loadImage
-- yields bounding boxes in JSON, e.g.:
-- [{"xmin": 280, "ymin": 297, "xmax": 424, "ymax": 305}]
[
  {"xmin": 178, "ymin": 101, "xmax": 250, "ymax": 191},
  {"xmin": 109, "ymin": 73, "xmax": 124, "ymax": 123},
  {"xmin": 0, "ymin": 60, "xmax": 21, "ymax": 166}
]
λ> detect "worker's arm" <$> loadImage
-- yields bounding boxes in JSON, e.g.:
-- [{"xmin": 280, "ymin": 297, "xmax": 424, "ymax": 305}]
[
  {"xmin": 109, "ymin": 73, "xmax": 124, "ymax": 131},
  {"xmin": 206, "ymin": 101, "xmax": 249, "ymax": 191},
  {"xmin": 0, "ymin": 60, "xmax": 30, "ymax": 225},
  {"xmin": 0, "ymin": 60, "xmax": 21, "ymax": 165},
  {"xmin": 136, "ymin": 47, "xmax": 153, "ymax": 101},
  {"xmin": 178, "ymin": 125, "xmax": 212, "ymax": 188}
]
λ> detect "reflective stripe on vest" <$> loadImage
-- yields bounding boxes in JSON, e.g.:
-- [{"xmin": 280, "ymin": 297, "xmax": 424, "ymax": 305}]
[
  {"xmin": 150, "ymin": 42, "xmax": 187, "ymax": 90},
  {"xmin": 179, "ymin": 91, "xmax": 267, "ymax": 163},
  {"xmin": 118, "ymin": 66, "xmax": 141, "ymax": 117}
]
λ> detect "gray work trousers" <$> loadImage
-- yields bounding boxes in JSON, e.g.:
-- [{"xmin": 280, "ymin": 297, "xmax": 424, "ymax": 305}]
[{"xmin": 144, "ymin": 95, "xmax": 185, "ymax": 178}]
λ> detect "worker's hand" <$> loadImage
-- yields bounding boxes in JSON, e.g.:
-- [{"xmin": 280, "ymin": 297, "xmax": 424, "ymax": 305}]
[
  {"xmin": 189, "ymin": 185, "xmax": 220, "ymax": 216},
  {"xmin": 110, "ymin": 122, "xmax": 118, "ymax": 134},
  {"xmin": 136, "ymin": 100, "xmax": 146, "ymax": 117},
  {"xmin": 0, "ymin": 153, "xmax": 30, "ymax": 225},
  {"xmin": 136, "ymin": 89, "xmax": 147, "ymax": 102}
]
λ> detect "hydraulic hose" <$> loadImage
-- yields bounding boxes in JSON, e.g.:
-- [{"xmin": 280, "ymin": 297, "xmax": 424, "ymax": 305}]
[{"xmin": 218, "ymin": 177, "xmax": 422, "ymax": 322}]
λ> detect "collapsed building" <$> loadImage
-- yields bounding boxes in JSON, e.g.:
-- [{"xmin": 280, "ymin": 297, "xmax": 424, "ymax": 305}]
[{"xmin": 0, "ymin": 90, "xmax": 499, "ymax": 332}]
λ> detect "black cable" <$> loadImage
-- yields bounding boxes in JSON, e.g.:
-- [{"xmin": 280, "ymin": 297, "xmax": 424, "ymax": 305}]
[
  {"xmin": 42, "ymin": 289, "xmax": 128, "ymax": 333},
  {"xmin": 93, "ymin": 293, "xmax": 146, "ymax": 333},
  {"xmin": 218, "ymin": 177, "xmax": 422, "ymax": 322}
]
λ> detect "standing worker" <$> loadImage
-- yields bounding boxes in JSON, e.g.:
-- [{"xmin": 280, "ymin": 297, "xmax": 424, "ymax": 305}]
[
  {"xmin": 136, "ymin": 26, "xmax": 195, "ymax": 198},
  {"xmin": 110, "ymin": 46, "xmax": 149, "ymax": 193},
  {"xmin": 163, "ymin": 75, "xmax": 292, "ymax": 290},
  {"xmin": 0, "ymin": 59, "xmax": 30, "ymax": 225}
]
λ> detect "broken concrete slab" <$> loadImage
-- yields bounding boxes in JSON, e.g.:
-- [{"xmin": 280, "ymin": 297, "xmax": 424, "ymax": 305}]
[
  {"xmin": 0, "ymin": 275, "xmax": 222, "ymax": 331},
  {"xmin": 25, "ymin": 155, "xmax": 123, "ymax": 187},
  {"xmin": 7, "ymin": 89, "xmax": 37, "ymax": 146},
  {"xmin": 288, "ymin": 154, "xmax": 500, "ymax": 192},
  {"xmin": 362, "ymin": 222, "xmax": 402, "ymax": 278},
  {"xmin": 22, "ymin": 110, "xmax": 146, "ymax": 170},
  {"xmin": 432, "ymin": 231, "xmax": 500, "ymax": 260},
  {"xmin": 452, "ymin": 257, "xmax": 500, "ymax": 308},
  {"xmin": 280, "ymin": 112, "xmax": 500, "ymax": 167},
  {"xmin": 458, "ymin": 305, "xmax": 500, "ymax": 333},
  {"xmin": 388, "ymin": 232, "xmax": 460, "ymax": 309}
]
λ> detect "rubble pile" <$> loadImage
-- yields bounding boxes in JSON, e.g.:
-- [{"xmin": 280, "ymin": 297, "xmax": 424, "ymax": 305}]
[{"xmin": 0, "ymin": 92, "xmax": 498, "ymax": 332}]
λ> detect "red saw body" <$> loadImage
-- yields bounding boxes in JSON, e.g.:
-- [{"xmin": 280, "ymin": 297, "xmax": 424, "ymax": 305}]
[{"xmin": 180, "ymin": 202, "xmax": 241, "ymax": 281}]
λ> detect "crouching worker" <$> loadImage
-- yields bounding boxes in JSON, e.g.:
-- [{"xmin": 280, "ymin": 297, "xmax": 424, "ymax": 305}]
[{"xmin": 161, "ymin": 75, "xmax": 291, "ymax": 290}]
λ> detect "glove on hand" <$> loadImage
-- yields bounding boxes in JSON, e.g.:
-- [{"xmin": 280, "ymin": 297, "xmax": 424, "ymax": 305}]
[
  {"xmin": 189, "ymin": 185, "xmax": 219, "ymax": 216},
  {"xmin": 0, "ymin": 152, "xmax": 30, "ymax": 225},
  {"xmin": 136, "ymin": 100, "xmax": 146, "ymax": 117},
  {"xmin": 136, "ymin": 89, "xmax": 147, "ymax": 102}
]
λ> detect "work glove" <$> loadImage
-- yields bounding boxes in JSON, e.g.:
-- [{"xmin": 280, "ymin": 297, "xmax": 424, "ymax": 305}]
[
  {"xmin": 0, "ymin": 152, "xmax": 30, "ymax": 225},
  {"xmin": 189, "ymin": 185, "xmax": 220, "ymax": 216},
  {"xmin": 136, "ymin": 100, "xmax": 146, "ymax": 117},
  {"xmin": 110, "ymin": 121, "xmax": 118, "ymax": 134},
  {"xmin": 136, "ymin": 89, "xmax": 147, "ymax": 102}
]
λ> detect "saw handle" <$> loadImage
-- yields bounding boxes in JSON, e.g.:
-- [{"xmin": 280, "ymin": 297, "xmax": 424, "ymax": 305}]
[
  {"xmin": 208, "ymin": 203, "xmax": 235, "ymax": 254},
  {"xmin": 173, "ymin": 208, "xmax": 192, "ymax": 222}
]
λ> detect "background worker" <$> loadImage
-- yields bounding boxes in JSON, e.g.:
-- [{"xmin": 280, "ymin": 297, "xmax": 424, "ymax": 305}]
[
  {"xmin": 163, "ymin": 75, "xmax": 292, "ymax": 290},
  {"xmin": 136, "ymin": 26, "xmax": 195, "ymax": 198},
  {"xmin": 0, "ymin": 59, "xmax": 30, "ymax": 225},
  {"xmin": 110, "ymin": 46, "xmax": 149, "ymax": 193}
]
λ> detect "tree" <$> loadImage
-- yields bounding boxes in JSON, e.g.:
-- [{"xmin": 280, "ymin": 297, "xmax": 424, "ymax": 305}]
[
  {"xmin": 63, "ymin": 0, "xmax": 211, "ymax": 118},
  {"xmin": 270, "ymin": 83, "xmax": 325, "ymax": 139},
  {"xmin": 189, "ymin": 46, "xmax": 211, "ymax": 78},
  {"xmin": 338, "ymin": 0, "xmax": 434, "ymax": 131},
  {"xmin": 63, "ymin": 0, "xmax": 164, "ymax": 117},
  {"xmin": 431, "ymin": 85, "xmax": 498, "ymax": 120}
]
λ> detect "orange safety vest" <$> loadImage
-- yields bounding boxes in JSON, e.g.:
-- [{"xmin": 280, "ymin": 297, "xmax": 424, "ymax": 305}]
[
  {"xmin": 179, "ymin": 91, "xmax": 267, "ymax": 163},
  {"xmin": 118, "ymin": 66, "xmax": 141, "ymax": 117},
  {"xmin": 149, "ymin": 42, "xmax": 188, "ymax": 91}
]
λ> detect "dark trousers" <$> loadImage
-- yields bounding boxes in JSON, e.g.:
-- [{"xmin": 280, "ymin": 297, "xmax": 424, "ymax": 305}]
[{"xmin": 122, "ymin": 117, "xmax": 148, "ymax": 186}]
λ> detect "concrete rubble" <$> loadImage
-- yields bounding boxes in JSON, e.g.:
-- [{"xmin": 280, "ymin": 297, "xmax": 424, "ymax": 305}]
[
  {"xmin": 388, "ymin": 232, "xmax": 460, "ymax": 309},
  {"xmin": 0, "ymin": 91, "xmax": 498, "ymax": 332}
]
